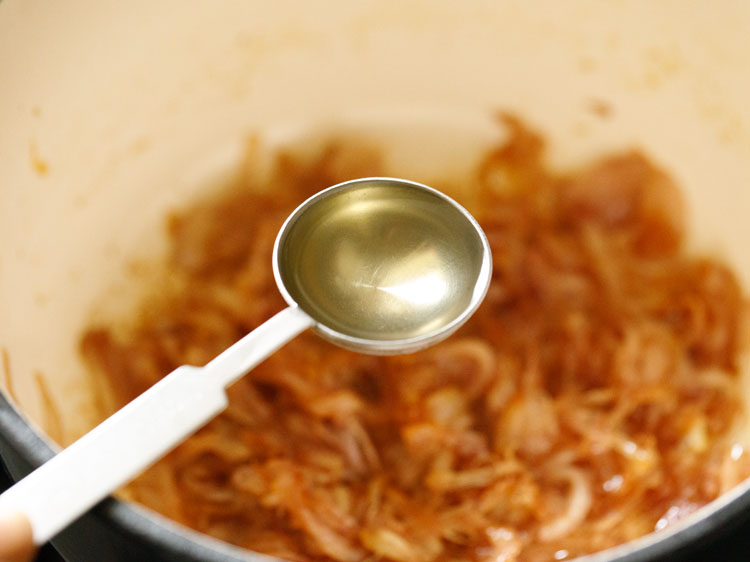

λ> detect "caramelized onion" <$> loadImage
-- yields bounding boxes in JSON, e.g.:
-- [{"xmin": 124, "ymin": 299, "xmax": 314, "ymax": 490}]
[{"xmin": 81, "ymin": 117, "xmax": 750, "ymax": 562}]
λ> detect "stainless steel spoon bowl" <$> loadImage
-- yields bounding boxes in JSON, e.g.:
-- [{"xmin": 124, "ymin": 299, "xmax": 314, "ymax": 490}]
[{"xmin": 275, "ymin": 177, "xmax": 492, "ymax": 354}]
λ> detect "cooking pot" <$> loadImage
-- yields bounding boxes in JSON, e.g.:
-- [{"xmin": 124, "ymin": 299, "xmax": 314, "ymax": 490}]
[{"xmin": 1, "ymin": 1, "xmax": 750, "ymax": 561}]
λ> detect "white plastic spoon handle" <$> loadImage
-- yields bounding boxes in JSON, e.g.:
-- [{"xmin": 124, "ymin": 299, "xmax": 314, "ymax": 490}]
[{"xmin": 0, "ymin": 306, "xmax": 313, "ymax": 545}]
